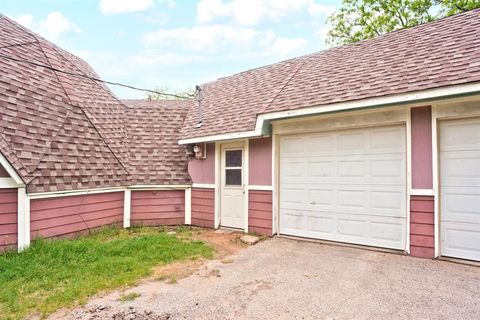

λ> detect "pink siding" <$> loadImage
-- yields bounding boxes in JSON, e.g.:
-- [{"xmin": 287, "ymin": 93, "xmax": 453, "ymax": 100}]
[
  {"xmin": 0, "ymin": 189, "xmax": 17, "ymax": 251},
  {"xmin": 249, "ymin": 137, "xmax": 272, "ymax": 186},
  {"xmin": 0, "ymin": 164, "xmax": 9, "ymax": 177},
  {"xmin": 30, "ymin": 192, "xmax": 124, "ymax": 239},
  {"xmin": 191, "ymin": 188, "xmax": 214, "ymax": 228},
  {"xmin": 410, "ymin": 195, "xmax": 435, "ymax": 259},
  {"xmin": 188, "ymin": 143, "xmax": 215, "ymax": 184},
  {"xmin": 411, "ymin": 106, "xmax": 433, "ymax": 189},
  {"xmin": 248, "ymin": 190, "xmax": 272, "ymax": 236},
  {"xmin": 131, "ymin": 190, "xmax": 185, "ymax": 226}
]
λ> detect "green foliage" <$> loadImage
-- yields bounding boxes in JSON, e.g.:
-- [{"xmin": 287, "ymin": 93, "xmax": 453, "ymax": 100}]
[
  {"xmin": 0, "ymin": 226, "xmax": 212, "ymax": 320},
  {"xmin": 326, "ymin": 0, "xmax": 480, "ymax": 45}
]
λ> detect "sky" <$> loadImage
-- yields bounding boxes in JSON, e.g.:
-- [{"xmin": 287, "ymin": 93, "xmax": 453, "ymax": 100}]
[{"xmin": 2, "ymin": 0, "xmax": 341, "ymax": 98}]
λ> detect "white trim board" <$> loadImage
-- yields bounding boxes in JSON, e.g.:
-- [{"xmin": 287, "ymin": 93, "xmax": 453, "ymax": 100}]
[
  {"xmin": 191, "ymin": 183, "xmax": 216, "ymax": 189},
  {"xmin": 178, "ymin": 83, "xmax": 480, "ymax": 145},
  {"xmin": 123, "ymin": 189, "xmax": 131, "ymax": 228},
  {"xmin": 248, "ymin": 185, "xmax": 273, "ymax": 191},
  {"xmin": 411, "ymin": 189, "xmax": 435, "ymax": 196},
  {"xmin": 17, "ymin": 187, "xmax": 30, "ymax": 252},
  {"xmin": 185, "ymin": 188, "xmax": 192, "ymax": 225},
  {"xmin": 0, "ymin": 177, "xmax": 20, "ymax": 189},
  {"xmin": 28, "ymin": 187, "xmax": 126, "ymax": 199}
]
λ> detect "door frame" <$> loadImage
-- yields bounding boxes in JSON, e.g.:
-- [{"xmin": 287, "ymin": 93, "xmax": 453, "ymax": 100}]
[
  {"xmin": 432, "ymin": 99, "xmax": 480, "ymax": 259},
  {"xmin": 214, "ymin": 139, "xmax": 249, "ymax": 232},
  {"xmin": 271, "ymin": 106, "xmax": 411, "ymax": 252}
]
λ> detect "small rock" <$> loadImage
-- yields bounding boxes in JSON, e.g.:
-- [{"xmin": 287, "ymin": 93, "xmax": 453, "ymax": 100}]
[
  {"xmin": 167, "ymin": 231, "xmax": 176, "ymax": 235},
  {"xmin": 126, "ymin": 314, "xmax": 136, "ymax": 320},
  {"xmin": 240, "ymin": 235, "xmax": 260, "ymax": 245},
  {"xmin": 144, "ymin": 310, "xmax": 153, "ymax": 315},
  {"xmin": 97, "ymin": 305, "xmax": 106, "ymax": 311}
]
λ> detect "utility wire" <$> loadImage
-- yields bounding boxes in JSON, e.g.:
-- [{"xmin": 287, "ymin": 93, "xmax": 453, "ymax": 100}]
[{"xmin": 0, "ymin": 52, "xmax": 194, "ymax": 99}]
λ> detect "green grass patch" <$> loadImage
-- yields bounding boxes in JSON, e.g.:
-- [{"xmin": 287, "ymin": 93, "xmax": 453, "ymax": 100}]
[{"xmin": 0, "ymin": 226, "xmax": 212, "ymax": 320}]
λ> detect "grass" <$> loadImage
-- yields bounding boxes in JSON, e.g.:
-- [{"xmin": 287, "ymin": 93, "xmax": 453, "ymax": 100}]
[
  {"xmin": 117, "ymin": 292, "xmax": 141, "ymax": 302},
  {"xmin": 0, "ymin": 226, "xmax": 212, "ymax": 320}
]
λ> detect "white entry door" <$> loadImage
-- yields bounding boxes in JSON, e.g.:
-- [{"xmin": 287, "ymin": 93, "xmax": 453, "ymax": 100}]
[
  {"xmin": 220, "ymin": 142, "xmax": 245, "ymax": 229},
  {"xmin": 440, "ymin": 118, "xmax": 480, "ymax": 261},
  {"xmin": 279, "ymin": 125, "xmax": 407, "ymax": 250}
]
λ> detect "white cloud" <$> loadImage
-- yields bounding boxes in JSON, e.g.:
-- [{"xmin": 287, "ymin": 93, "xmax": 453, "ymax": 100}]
[
  {"xmin": 99, "ymin": 0, "xmax": 154, "ymax": 15},
  {"xmin": 144, "ymin": 25, "xmax": 307, "ymax": 58},
  {"xmin": 39, "ymin": 12, "xmax": 82, "ymax": 40},
  {"xmin": 14, "ymin": 14, "xmax": 34, "ymax": 27},
  {"xmin": 129, "ymin": 51, "xmax": 204, "ymax": 66},
  {"xmin": 12, "ymin": 12, "xmax": 81, "ymax": 40},
  {"xmin": 196, "ymin": 0, "xmax": 335, "ymax": 26}
]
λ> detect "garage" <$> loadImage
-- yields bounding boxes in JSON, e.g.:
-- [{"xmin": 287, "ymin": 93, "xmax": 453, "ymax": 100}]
[
  {"xmin": 279, "ymin": 125, "xmax": 407, "ymax": 250},
  {"xmin": 440, "ymin": 118, "xmax": 480, "ymax": 261}
]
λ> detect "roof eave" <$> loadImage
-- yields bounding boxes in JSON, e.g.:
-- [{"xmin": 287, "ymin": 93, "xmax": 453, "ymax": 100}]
[{"xmin": 178, "ymin": 81, "xmax": 480, "ymax": 145}]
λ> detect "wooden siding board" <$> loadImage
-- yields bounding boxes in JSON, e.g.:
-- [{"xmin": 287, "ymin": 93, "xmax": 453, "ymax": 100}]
[
  {"xmin": 191, "ymin": 188, "xmax": 214, "ymax": 228},
  {"xmin": 130, "ymin": 190, "xmax": 185, "ymax": 226},
  {"xmin": 0, "ymin": 188, "xmax": 17, "ymax": 251},
  {"xmin": 248, "ymin": 190, "xmax": 272, "ymax": 236},
  {"xmin": 409, "ymin": 195, "xmax": 435, "ymax": 259},
  {"xmin": 30, "ymin": 192, "xmax": 124, "ymax": 239}
]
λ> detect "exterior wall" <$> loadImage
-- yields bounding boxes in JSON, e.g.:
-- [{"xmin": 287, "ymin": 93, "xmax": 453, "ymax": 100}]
[
  {"xmin": 191, "ymin": 188, "xmax": 215, "ymax": 228},
  {"xmin": 411, "ymin": 107, "xmax": 433, "ymax": 189},
  {"xmin": 0, "ymin": 188, "xmax": 17, "ymax": 251},
  {"xmin": 30, "ymin": 192, "xmax": 124, "ymax": 239},
  {"xmin": 131, "ymin": 190, "xmax": 185, "ymax": 226},
  {"xmin": 410, "ymin": 196, "xmax": 435, "ymax": 258},
  {"xmin": 0, "ymin": 164, "xmax": 9, "ymax": 177},
  {"xmin": 410, "ymin": 106, "xmax": 435, "ymax": 259},
  {"xmin": 248, "ymin": 190, "xmax": 272, "ymax": 236},
  {"xmin": 188, "ymin": 143, "xmax": 215, "ymax": 184},
  {"xmin": 249, "ymin": 137, "xmax": 272, "ymax": 186}
]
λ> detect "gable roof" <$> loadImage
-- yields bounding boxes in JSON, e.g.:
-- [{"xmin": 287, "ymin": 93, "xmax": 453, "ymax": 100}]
[
  {"xmin": 180, "ymin": 9, "xmax": 480, "ymax": 140},
  {"xmin": 0, "ymin": 15, "xmax": 190, "ymax": 193}
]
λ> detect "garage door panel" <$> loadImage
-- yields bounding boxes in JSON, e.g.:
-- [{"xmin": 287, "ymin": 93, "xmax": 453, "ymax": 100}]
[
  {"xmin": 440, "ymin": 117, "xmax": 480, "ymax": 261},
  {"xmin": 279, "ymin": 125, "xmax": 406, "ymax": 250}
]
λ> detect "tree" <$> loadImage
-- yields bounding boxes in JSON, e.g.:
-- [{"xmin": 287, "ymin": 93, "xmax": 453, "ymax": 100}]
[
  {"xmin": 326, "ymin": 0, "xmax": 480, "ymax": 46},
  {"xmin": 146, "ymin": 86, "xmax": 195, "ymax": 100}
]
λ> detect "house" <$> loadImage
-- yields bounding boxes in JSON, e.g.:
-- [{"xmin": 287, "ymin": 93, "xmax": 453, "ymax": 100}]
[{"xmin": 1, "ymin": 10, "xmax": 480, "ymax": 262}]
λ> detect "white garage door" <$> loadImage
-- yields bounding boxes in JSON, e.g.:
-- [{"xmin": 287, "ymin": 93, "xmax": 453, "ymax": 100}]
[
  {"xmin": 279, "ymin": 125, "xmax": 407, "ymax": 250},
  {"xmin": 440, "ymin": 118, "xmax": 480, "ymax": 261}
]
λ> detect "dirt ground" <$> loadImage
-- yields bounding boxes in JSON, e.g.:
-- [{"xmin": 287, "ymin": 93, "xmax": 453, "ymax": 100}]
[{"xmin": 49, "ymin": 231, "xmax": 480, "ymax": 320}]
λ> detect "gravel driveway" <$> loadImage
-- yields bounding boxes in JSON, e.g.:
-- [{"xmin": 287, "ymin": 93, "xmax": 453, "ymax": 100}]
[{"xmin": 55, "ymin": 237, "xmax": 480, "ymax": 320}]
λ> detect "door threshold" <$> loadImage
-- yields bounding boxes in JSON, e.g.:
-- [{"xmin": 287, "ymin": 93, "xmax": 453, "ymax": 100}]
[
  {"xmin": 216, "ymin": 226, "xmax": 245, "ymax": 233},
  {"xmin": 276, "ymin": 234, "xmax": 405, "ymax": 256},
  {"xmin": 437, "ymin": 256, "xmax": 480, "ymax": 267}
]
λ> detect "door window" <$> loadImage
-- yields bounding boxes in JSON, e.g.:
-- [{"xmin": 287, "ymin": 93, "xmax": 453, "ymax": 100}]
[{"xmin": 225, "ymin": 150, "xmax": 242, "ymax": 186}]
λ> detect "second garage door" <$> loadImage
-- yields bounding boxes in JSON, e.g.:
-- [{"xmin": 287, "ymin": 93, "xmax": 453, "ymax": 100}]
[{"xmin": 279, "ymin": 125, "xmax": 407, "ymax": 250}]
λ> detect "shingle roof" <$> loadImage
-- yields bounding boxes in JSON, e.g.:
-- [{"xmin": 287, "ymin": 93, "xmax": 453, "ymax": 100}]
[
  {"xmin": 124, "ymin": 99, "xmax": 192, "ymax": 186},
  {"xmin": 180, "ymin": 9, "xmax": 480, "ymax": 140},
  {"xmin": 0, "ymin": 15, "xmax": 189, "ymax": 192}
]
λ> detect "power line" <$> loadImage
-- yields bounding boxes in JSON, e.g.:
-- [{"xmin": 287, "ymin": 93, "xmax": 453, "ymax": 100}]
[{"xmin": 0, "ymin": 52, "xmax": 194, "ymax": 99}]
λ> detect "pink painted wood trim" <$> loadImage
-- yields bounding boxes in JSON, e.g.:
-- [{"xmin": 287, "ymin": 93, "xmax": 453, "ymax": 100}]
[
  {"xmin": 248, "ymin": 190, "xmax": 272, "ymax": 236},
  {"xmin": 131, "ymin": 190, "xmax": 185, "ymax": 226},
  {"xmin": 30, "ymin": 192, "xmax": 124, "ymax": 239},
  {"xmin": 249, "ymin": 137, "xmax": 272, "ymax": 186},
  {"xmin": 188, "ymin": 142, "xmax": 215, "ymax": 184},
  {"xmin": 411, "ymin": 106, "xmax": 433, "ymax": 189},
  {"xmin": 0, "ymin": 188, "xmax": 17, "ymax": 251},
  {"xmin": 191, "ymin": 188, "xmax": 214, "ymax": 228}
]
